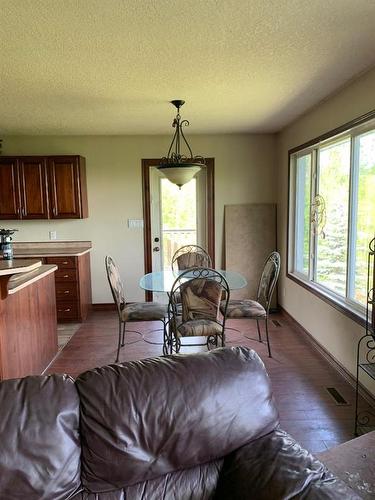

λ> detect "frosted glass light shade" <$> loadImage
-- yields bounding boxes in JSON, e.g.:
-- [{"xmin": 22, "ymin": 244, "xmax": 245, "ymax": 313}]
[{"xmin": 158, "ymin": 165, "xmax": 201, "ymax": 188}]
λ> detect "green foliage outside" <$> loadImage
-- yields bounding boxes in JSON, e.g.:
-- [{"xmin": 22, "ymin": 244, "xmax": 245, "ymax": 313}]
[
  {"xmin": 297, "ymin": 130, "xmax": 375, "ymax": 308},
  {"xmin": 161, "ymin": 178, "xmax": 197, "ymax": 269}
]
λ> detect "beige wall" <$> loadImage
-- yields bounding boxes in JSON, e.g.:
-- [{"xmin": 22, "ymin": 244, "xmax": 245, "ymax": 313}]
[
  {"xmin": 276, "ymin": 67, "xmax": 375, "ymax": 389},
  {"xmin": 3, "ymin": 134, "xmax": 276, "ymax": 303}
]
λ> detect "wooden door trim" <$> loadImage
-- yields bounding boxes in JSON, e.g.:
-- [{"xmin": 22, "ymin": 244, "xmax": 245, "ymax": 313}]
[{"xmin": 142, "ymin": 158, "xmax": 215, "ymax": 301}]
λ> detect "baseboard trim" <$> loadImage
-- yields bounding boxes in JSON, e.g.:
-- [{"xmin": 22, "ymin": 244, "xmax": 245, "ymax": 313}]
[
  {"xmin": 280, "ymin": 307, "xmax": 375, "ymax": 408},
  {"xmin": 92, "ymin": 303, "xmax": 116, "ymax": 311}
]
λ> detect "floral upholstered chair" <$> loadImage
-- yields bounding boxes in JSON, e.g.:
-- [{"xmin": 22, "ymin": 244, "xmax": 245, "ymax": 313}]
[
  {"xmin": 166, "ymin": 267, "xmax": 230, "ymax": 354},
  {"xmin": 220, "ymin": 251, "xmax": 280, "ymax": 358},
  {"xmin": 105, "ymin": 256, "xmax": 167, "ymax": 362},
  {"xmin": 171, "ymin": 245, "xmax": 212, "ymax": 272}
]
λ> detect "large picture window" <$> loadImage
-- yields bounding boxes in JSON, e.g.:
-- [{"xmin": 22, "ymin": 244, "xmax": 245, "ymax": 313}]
[{"xmin": 289, "ymin": 115, "xmax": 375, "ymax": 320}]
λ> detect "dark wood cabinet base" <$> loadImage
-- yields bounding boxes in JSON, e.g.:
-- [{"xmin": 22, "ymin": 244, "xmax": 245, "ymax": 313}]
[
  {"xmin": 0, "ymin": 272, "xmax": 57, "ymax": 380},
  {"xmin": 46, "ymin": 252, "xmax": 92, "ymax": 322}
]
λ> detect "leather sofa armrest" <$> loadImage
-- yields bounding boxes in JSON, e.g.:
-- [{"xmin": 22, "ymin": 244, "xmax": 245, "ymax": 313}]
[{"xmin": 214, "ymin": 428, "xmax": 361, "ymax": 499}]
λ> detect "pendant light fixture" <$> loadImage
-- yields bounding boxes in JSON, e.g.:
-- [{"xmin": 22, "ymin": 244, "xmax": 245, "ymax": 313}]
[{"xmin": 158, "ymin": 100, "xmax": 205, "ymax": 188}]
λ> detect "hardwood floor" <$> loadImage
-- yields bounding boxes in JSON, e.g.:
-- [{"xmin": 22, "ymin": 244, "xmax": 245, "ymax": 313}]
[{"xmin": 47, "ymin": 310, "xmax": 372, "ymax": 454}]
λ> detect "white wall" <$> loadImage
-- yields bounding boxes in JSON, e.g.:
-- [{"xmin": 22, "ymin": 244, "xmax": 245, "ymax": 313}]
[
  {"xmin": 3, "ymin": 134, "xmax": 276, "ymax": 303},
  {"xmin": 276, "ymin": 67, "xmax": 375, "ymax": 388}
]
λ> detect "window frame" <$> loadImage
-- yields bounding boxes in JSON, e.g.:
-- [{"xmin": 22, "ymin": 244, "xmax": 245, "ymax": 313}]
[{"xmin": 287, "ymin": 110, "xmax": 375, "ymax": 327}]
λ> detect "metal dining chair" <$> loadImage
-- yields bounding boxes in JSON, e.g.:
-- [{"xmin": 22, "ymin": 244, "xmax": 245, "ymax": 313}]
[
  {"xmin": 220, "ymin": 251, "xmax": 281, "ymax": 358},
  {"xmin": 171, "ymin": 244, "xmax": 212, "ymax": 272},
  {"xmin": 166, "ymin": 267, "xmax": 230, "ymax": 354},
  {"xmin": 105, "ymin": 256, "xmax": 167, "ymax": 362}
]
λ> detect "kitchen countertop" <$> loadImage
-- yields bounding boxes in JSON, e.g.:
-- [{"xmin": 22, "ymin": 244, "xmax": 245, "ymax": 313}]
[
  {"xmin": 13, "ymin": 241, "xmax": 92, "ymax": 257},
  {"xmin": 8, "ymin": 265, "xmax": 57, "ymax": 295},
  {"xmin": 0, "ymin": 259, "xmax": 42, "ymax": 276}
]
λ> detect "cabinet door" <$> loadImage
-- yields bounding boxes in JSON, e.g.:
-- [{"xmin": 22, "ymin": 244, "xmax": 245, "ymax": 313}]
[
  {"xmin": 0, "ymin": 158, "xmax": 21, "ymax": 219},
  {"xmin": 18, "ymin": 157, "xmax": 49, "ymax": 219},
  {"xmin": 48, "ymin": 157, "xmax": 82, "ymax": 218}
]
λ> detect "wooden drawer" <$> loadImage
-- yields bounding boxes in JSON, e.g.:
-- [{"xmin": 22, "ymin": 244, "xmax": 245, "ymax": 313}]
[
  {"xmin": 55, "ymin": 268, "xmax": 77, "ymax": 282},
  {"xmin": 46, "ymin": 256, "xmax": 76, "ymax": 269},
  {"xmin": 56, "ymin": 301, "xmax": 78, "ymax": 320},
  {"xmin": 55, "ymin": 282, "xmax": 78, "ymax": 301}
]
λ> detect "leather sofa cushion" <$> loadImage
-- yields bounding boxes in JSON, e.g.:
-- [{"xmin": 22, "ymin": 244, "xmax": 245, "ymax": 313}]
[
  {"xmin": 71, "ymin": 459, "xmax": 223, "ymax": 499},
  {"xmin": 76, "ymin": 346, "xmax": 279, "ymax": 492},
  {"xmin": 214, "ymin": 428, "xmax": 361, "ymax": 499},
  {"xmin": 0, "ymin": 374, "xmax": 81, "ymax": 500}
]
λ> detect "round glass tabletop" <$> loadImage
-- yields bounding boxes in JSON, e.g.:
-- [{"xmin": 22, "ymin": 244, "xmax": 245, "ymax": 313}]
[{"xmin": 139, "ymin": 269, "xmax": 247, "ymax": 293}]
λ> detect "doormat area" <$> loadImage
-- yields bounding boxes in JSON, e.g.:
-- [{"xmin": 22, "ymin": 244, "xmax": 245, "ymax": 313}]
[{"xmin": 57, "ymin": 323, "xmax": 81, "ymax": 351}]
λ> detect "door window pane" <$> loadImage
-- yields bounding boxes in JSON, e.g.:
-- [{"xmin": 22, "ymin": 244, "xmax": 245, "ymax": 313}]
[
  {"xmin": 161, "ymin": 178, "xmax": 197, "ymax": 269},
  {"xmin": 316, "ymin": 139, "xmax": 351, "ymax": 296},
  {"xmin": 295, "ymin": 154, "xmax": 311, "ymax": 275},
  {"xmin": 354, "ymin": 131, "xmax": 375, "ymax": 305}
]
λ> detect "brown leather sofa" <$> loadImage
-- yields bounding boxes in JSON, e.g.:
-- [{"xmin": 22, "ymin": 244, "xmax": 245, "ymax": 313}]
[{"xmin": 0, "ymin": 347, "xmax": 360, "ymax": 499}]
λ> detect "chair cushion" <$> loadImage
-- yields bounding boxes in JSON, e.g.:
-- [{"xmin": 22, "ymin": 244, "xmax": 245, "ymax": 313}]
[
  {"xmin": 181, "ymin": 278, "xmax": 221, "ymax": 321},
  {"xmin": 121, "ymin": 301, "xmax": 167, "ymax": 321},
  {"xmin": 176, "ymin": 252, "xmax": 208, "ymax": 270},
  {"xmin": 76, "ymin": 347, "xmax": 279, "ymax": 492},
  {"xmin": 0, "ymin": 374, "xmax": 81, "ymax": 500},
  {"xmin": 176, "ymin": 318, "xmax": 223, "ymax": 337},
  {"xmin": 221, "ymin": 299, "xmax": 266, "ymax": 318}
]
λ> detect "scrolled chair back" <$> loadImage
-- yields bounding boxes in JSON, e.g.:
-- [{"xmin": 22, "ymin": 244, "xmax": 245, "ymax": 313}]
[
  {"xmin": 169, "ymin": 267, "xmax": 230, "ymax": 326},
  {"xmin": 171, "ymin": 245, "xmax": 212, "ymax": 272},
  {"xmin": 257, "ymin": 251, "xmax": 281, "ymax": 311},
  {"xmin": 105, "ymin": 255, "xmax": 126, "ymax": 315}
]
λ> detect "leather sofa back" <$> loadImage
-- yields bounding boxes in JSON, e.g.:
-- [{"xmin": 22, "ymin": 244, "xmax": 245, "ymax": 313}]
[
  {"xmin": 76, "ymin": 346, "xmax": 279, "ymax": 492},
  {"xmin": 0, "ymin": 374, "xmax": 81, "ymax": 500}
]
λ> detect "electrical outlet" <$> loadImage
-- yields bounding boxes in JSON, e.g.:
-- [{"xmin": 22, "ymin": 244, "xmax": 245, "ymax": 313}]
[{"xmin": 49, "ymin": 231, "xmax": 57, "ymax": 240}]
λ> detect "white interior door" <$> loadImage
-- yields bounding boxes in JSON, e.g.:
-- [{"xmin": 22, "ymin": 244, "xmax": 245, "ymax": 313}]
[
  {"xmin": 150, "ymin": 166, "xmax": 207, "ymax": 300},
  {"xmin": 149, "ymin": 168, "xmax": 164, "ymax": 278}
]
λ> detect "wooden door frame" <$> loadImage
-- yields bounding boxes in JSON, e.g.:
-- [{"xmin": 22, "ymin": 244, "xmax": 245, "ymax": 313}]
[{"xmin": 142, "ymin": 158, "xmax": 215, "ymax": 301}]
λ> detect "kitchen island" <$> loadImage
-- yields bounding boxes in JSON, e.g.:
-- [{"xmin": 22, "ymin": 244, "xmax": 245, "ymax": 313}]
[{"xmin": 0, "ymin": 259, "xmax": 58, "ymax": 380}]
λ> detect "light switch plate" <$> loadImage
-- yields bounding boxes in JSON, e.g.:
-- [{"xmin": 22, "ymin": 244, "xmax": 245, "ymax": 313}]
[
  {"xmin": 128, "ymin": 219, "xmax": 144, "ymax": 229},
  {"xmin": 49, "ymin": 231, "xmax": 57, "ymax": 240}
]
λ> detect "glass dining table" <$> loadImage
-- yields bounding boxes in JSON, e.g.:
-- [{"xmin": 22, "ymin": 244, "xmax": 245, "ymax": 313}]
[{"xmin": 139, "ymin": 269, "xmax": 247, "ymax": 293}]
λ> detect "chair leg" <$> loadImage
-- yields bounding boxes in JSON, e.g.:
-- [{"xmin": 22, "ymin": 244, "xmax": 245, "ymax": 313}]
[
  {"xmin": 162, "ymin": 320, "xmax": 169, "ymax": 356},
  {"xmin": 265, "ymin": 317, "xmax": 272, "ymax": 358},
  {"xmin": 121, "ymin": 321, "xmax": 126, "ymax": 346},
  {"xmin": 116, "ymin": 319, "xmax": 122, "ymax": 363},
  {"xmin": 256, "ymin": 320, "xmax": 262, "ymax": 342},
  {"xmin": 176, "ymin": 337, "xmax": 181, "ymax": 353}
]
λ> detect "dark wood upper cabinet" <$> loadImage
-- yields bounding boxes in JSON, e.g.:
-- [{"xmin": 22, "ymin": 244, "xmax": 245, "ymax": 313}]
[
  {"xmin": 19, "ymin": 157, "xmax": 49, "ymax": 219},
  {"xmin": 0, "ymin": 155, "xmax": 88, "ymax": 220},
  {"xmin": 0, "ymin": 158, "xmax": 20, "ymax": 219},
  {"xmin": 48, "ymin": 156, "xmax": 88, "ymax": 219}
]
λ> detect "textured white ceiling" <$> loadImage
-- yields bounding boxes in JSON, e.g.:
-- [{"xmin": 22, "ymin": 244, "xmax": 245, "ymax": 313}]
[{"xmin": 2, "ymin": 0, "xmax": 375, "ymax": 135}]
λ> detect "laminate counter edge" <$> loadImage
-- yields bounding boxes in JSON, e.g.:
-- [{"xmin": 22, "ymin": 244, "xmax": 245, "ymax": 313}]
[
  {"xmin": 0, "ymin": 259, "xmax": 41, "ymax": 276},
  {"xmin": 8, "ymin": 265, "xmax": 57, "ymax": 295}
]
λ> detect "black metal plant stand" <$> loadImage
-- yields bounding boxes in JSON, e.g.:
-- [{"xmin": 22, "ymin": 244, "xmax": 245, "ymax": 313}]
[{"xmin": 355, "ymin": 237, "xmax": 375, "ymax": 436}]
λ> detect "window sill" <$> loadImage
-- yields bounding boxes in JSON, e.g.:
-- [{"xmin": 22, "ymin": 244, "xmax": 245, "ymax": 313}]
[{"xmin": 286, "ymin": 272, "xmax": 367, "ymax": 329}]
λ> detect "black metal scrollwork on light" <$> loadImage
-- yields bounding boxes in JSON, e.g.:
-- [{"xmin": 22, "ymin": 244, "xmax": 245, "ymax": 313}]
[{"xmin": 158, "ymin": 100, "xmax": 205, "ymax": 188}]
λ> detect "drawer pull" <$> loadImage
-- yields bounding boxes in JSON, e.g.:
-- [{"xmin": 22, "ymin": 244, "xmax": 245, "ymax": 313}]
[
  {"xmin": 62, "ymin": 261, "xmax": 69, "ymax": 265},
  {"xmin": 63, "ymin": 290, "xmax": 70, "ymax": 294},
  {"xmin": 63, "ymin": 274, "xmax": 69, "ymax": 278},
  {"xmin": 59, "ymin": 308, "xmax": 71, "ymax": 312}
]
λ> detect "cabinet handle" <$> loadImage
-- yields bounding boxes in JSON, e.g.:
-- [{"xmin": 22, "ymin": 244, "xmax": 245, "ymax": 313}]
[
  {"xmin": 53, "ymin": 206, "xmax": 57, "ymax": 216},
  {"xmin": 64, "ymin": 290, "xmax": 70, "ymax": 294},
  {"xmin": 62, "ymin": 261, "xmax": 69, "ymax": 265},
  {"xmin": 63, "ymin": 274, "xmax": 69, "ymax": 278},
  {"xmin": 17, "ymin": 207, "xmax": 21, "ymax": 217},
  {"xmin": 58, "ymin": 308, "xmax": 71, "ymax": 312},
  {"xmin": 22, "ymin": 207, "xmax": 26, "ymax": 216}
]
